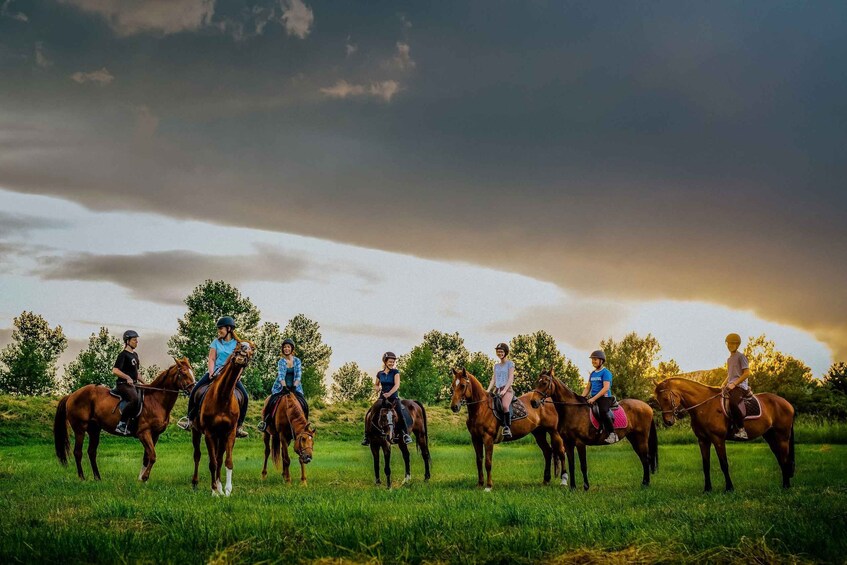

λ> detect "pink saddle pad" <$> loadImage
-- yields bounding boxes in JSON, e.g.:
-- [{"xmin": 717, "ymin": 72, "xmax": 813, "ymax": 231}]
[{"xmin": 589, "ymin": 407, "xmax": 628, "ymax": 430}]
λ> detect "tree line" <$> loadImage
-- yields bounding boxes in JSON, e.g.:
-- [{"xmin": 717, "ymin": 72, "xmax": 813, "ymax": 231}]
[{"xmin": 1, "ymin": 280, "xmax": 846, "ymax": 418}]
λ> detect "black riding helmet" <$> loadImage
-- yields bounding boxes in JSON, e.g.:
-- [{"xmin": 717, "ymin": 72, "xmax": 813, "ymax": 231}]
[
  {"xmin": 495, "ymin": 342, "xmax": 510, "ymax": 356},
  {"xmin": 216, "ymin": 316, "xmax": 236, "ymax": 329},
  {"xmin": 281, "ymin": 338, "xmax": 296, "ymax": 351},
  {"xmin": 382, "ymin": 351, "xmax": 397, "ymax": 363},
  {"xmin": 123, "ymin": 330, "xmax": 139, "ymax": 343},
  {"xmin": 589, "ymin": 350, "xmax": 606, "ymax": 362}
]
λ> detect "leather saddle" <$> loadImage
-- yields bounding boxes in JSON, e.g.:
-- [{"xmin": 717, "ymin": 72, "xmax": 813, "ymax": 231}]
[{"xmin": 108, "ymin": 386, "xmax": 145, "ymax": 419}]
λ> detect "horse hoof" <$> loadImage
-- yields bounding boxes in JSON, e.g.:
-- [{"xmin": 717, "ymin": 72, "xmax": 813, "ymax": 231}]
[
  {"xmin": 300, "ymin": 481, "xmax": 307, "ymax": 487},
  {"xmin": 211, "ymin": 490, "xmax": 219, "ymax": 497},
  {"xmin": 225, "ymin": 489, "xmax": 232, "ymax": 497},
  {"xmin": 583, "ymin": 484, "xmax": 589, "ymax": 492},
  {"xmin": 641, "ymin": 482, "xmax": 650, "ymax": 488},
  {"xmin": 484, "ymin": 487, "xmax": 492, "ymax": 492}
]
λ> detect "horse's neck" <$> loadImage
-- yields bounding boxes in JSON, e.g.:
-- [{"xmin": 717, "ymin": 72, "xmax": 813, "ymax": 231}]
[
  {"xmin": 284, "ymin": 396, "xmax": 309, "ymax": 432},
  {"xmin": 209, "ymin": 362, "xmax": 240, "ymax": 405},
  {"xmin": 553, "ymin": 379, "xmax": 582, "ymax": 404},
  {"xmin": 674, "ymin": 379, "xmax": 718, "ymax": 407},
  {"xmin": 146, "ymin": 368, "xmax": 179, "ymax": 412},
  {"xmin": 467, "ymin": 376, "xmax": 492, "ymax": 416}
]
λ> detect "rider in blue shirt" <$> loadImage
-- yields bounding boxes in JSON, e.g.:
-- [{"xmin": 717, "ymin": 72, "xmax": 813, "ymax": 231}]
[
  {"xmin": 258, "ymin": 339, "xmax": 308, "ymax": 431},
  {"xmin": 581, "ymin": 350, "xmax": 617, "ymax": 444}
]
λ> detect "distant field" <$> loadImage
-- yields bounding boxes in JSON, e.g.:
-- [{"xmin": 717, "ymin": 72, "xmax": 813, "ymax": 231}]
[{"xmin": 1, "ymin": 395, "xmax": 846, "ymax": 563}]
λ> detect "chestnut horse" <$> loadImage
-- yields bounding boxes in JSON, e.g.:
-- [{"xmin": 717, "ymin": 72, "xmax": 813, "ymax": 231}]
[
  {"xmin": 365, "ymin": 396, "xmax": 431, "ymax": 488},
  {"xmin": 449, "ymin": 368, "xmax": 566, "ymax": 491},
  {"xmin": 261, "ymin": 392, "xmax": 316, "ymax": 485},
  {"xmin": 53, "ymin": 358, "xmax": 195, "ymax": 481},
  {"xmin": 654, "ymin": 377, "xmax": 795, "ymax": 491},
  {"xmin": 190, "ymin": 340, "xmax": 254, "ymax": 496},
  {"xmin": 531, "ymin": 370, "xmax": 658, "ymax": 490}
]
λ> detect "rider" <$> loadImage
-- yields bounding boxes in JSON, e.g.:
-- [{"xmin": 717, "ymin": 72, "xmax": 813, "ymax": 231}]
[
  {"xmin": 361, "ymin": 352, "xmax": 412, "ymax": 445},
  {"xmin": 582, "ymin": 350, "xmax": 617, "ymax": 444},
  {"xmin": 486, "ymin": 342, "xmax": 515, "ymax": 438},
  {"xmin": 178, "ymin": 316, "xmax": 250, "ymax": 438},
  {"xmin": 721, "ymin": 333, "xmax": 752, "ymax": 440},
  {"xmin": 258, "ymin": 338, "xmax": 307, "ymax": 432},
  {"xmin": 112, "ymin": 330, "xmax": 145, "ymax": 436}
]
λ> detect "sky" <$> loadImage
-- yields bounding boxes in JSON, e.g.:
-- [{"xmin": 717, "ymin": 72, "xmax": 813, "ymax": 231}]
[{"xmin": 1, "ymin": 0, "xmax": 844, "ymax": 380}]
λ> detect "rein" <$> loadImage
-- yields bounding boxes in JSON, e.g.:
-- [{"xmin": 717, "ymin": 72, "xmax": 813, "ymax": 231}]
[{"xmin": 659, "ymin": 389, "xmax": 722, "ymax": 416}]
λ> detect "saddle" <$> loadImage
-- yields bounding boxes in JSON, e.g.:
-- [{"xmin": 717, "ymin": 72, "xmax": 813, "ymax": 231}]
[
  {"xmin": 107, "ymin": 386, "xmax": 145, "ymax": 420},
  {"xmin": 721, "ymin": 391, "xmax": 763, "ymax": 421},
  {"xmin": 490, "ymin": 395, "xmax": 528, "ymax": 423},
  {"xmin": 269, "ymin": 390, "xmax": 309, "ymax": 421},
  {"xmin": 588, "ymin": 399, "xmax": 628, "ymax": 430},
  {"xmin": 193, "ymin": 382, "xmax": 247, "ymax": 415}
]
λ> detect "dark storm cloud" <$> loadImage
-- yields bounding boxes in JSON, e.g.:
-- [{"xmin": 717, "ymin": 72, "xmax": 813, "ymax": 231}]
[
  {"xmin": 0, "ymin": 211, "xmax": 69, "ymax": 237},
  {"xmin": 33, "ymin": 246, "xmax": 381, "ymax": 304},
  {"xmin": 1, "ymin": 1, "xmax": 846, "ymax": 356}
]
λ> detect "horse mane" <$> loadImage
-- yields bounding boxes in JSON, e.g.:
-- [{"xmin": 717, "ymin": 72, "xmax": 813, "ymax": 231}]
[
  {"xmin": 541, "ymin": 371, "xmax": 585, "ymax": 403},
  {"xmin": 148, "ymin": 364, "xmax": 175, "ymax": 388},
  {"xmin": 464, "ymin": 371, "xmax": 487, "ymax": 401},
  {"xmin": 284, "ymin": 394, "xmax": 310, "ymax": 431},
  {"xmin": 659, "ymin": 377, "xmax": 722, "ymax": 393}
]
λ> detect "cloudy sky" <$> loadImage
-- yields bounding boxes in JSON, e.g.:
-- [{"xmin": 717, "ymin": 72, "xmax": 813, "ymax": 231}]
[{"xmin": 1, "ymin": 0, "xmax": 844, "ymax": 380}]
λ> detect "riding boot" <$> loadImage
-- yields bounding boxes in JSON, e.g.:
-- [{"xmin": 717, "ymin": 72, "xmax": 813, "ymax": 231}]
[
  {"xmin": 115, "ymin": 420, "xmax": 130, "ymax": 436},
  {"xmin": 604, "ymin": 411, "xmax": 618, "ymax": 444},
  {"xmin": 502, "ymin": 410, "xmax": 512, "ymax": 438}
]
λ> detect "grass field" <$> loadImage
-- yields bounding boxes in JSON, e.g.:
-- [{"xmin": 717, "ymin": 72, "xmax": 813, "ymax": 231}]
[{"xmin": 2, "ymin": 395, "xmax": 847, "ymax": 563}]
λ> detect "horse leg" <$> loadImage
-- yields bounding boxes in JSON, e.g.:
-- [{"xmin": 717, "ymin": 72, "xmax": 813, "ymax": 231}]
[
  {"xmin": 531, "ymin": 430, "xmax": 552, "ymax": 485},
  {"xmin": 713, "ymin": 439, "xmax": 734, "ymax": 492},
  {"xmin": 577, "ymin": 443, "xmax": 589, "ymax": 491},
  {"xmin": 382, "ymin": 442, "xmax": 392, "ymax": 489},
  {"xmin": 472, "ymin": 436, "xmax": 484, "ymax": 487},
  {"xmin": 73, "ymin": 429, "xmax": 86, "ymax": 480},
  {"xmin": 483, "ymin": 439, "xmax": 494, "ymax": 491},
  {"xmin": 564, "ymin": 441, "xmax": 576, "ymax": 489},
  {"xmin": 763, "ymin": 428, "xmax": 791, "ymax": 488},
  {"xmin": 216, "ymin": 436, "xmax": 227, "ymax": 494},
  {"xmin": 417, "ymin": 431, "xmax": 431, "ymax": 481},
  {"xmin": 137, "ymin": 430, "xmax": 156, "ymax": 482},
  {"xmin": 299, "ymin": 456, "xmax": 308, "ymax": 486},
  {"xmin": 224, "ymin": 431, "xmax": 235, "ymax": 496},
  {"xmin": 261, "ymin": 431, "xmax": 271, "ymax": 480},
  {"xmin": 282, "ymin": 438, "xmax": 292, "ymax": 484},
  {"xmin": 627, "ymin": 430, "xmax": 650, "ymax": 487},
  {"xmin": 399, "ymin": 441, "xmax": 411, "ymax": 484},
  {"xmin": 698, "ymin": 438, "xmax": 713, "ymax": 492},
  {"xmin": 370, "ymin": 442, "xmax": 381, "ymax": 485},
  {"xmin": 191, "ymin": 428, "xmax": 202, "ymax": 490},
  {"xmin": 551, "ymin": 433, "xmax": 566, "ymax": 486},
  {"xmin": 87, "ymin": 425, "xmax": 102, "ymax": 480},
  {"xmin": 204, "ymin": 432, "xmax": 219, "ymax": 495}
]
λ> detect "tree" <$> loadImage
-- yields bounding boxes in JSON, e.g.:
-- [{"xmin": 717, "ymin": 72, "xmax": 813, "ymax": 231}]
[
  {"xmin": 465, "ymin": 351, "xmax": 495, "ymax": 384},
  {"xmin": 167, "ymin": 280, "xmax": 261, "ymax": 376},
  {"xmin": 283, "ymin": 314, "xmax": 331, "ymax": 400},
  {"xmin": 398, "ymin": 345, "xmax": 442, "ymax": 404},
  {"xmin": 421, "ymin": 330, "xmax": 470, "ymax": 400},
  {"xmin": 63, "ymin": 327, "xmax": 123, "ymax": 392},
  {"xmin": 330, "ymin": 362, "xmax": 373, "ymax": 402},
  {"xmin": 744, "ymin": 334, "xmax": 813, "ymax": 404},
  {"xmin": 509, "ymin": 331, "xmax": 580, "ymax": 394},
  {"xmin": 142, "ymin": 364, "xmax": 163, "ymax": 382},
  {"xmin": 600, "ymin": 332, "xmax": 662, "ymax": 401},
  {"xmin": 241, "ymin": 322, "xmax": 284, "ymax": 399},
  {"xmin": 824, "ymin": 362, "xmax": 847, "ymax": 394},
  {"xmin": 0, "ymin": 311, "xmax": 67, "ymax": 395},
  {"xmin": 653, "ymin": 359, "xmax": 681, "ymax": 381}
]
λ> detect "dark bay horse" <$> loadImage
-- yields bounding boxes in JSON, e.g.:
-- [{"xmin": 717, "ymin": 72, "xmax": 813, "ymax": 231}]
[
  {"xmin": 365, "ymin": 396, "xmax": 431, "ymax": 488},
  {"xmin": 54, "ymin": 358, "xmax": 195, "ymax": 481},
  {"xmin": 449, "ymin": 368, "xmax": 567, "ymax": 491},
  {"xmin": 531, "ymin": 370, "xmax": 658, "ymax": 490},
  {"xmin": 261, "ymin": 392, "xmax": 316, "ymax": 485},
  {"xmin": 654, "ymin": 377, "xmax": 795, "ymax": 491},
  {"xmin": 190, "ymin": 340, "xmax": 254, "ymax": 496}
]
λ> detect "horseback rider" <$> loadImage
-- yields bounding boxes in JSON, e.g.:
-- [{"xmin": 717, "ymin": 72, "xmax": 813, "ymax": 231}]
[
  {"xmin": 486, "ymin": 342, "xmax": 515, "ymax": 438},
  {"xmin": 721, "ymin": 333, "xmax": 752, "ymax": 440},
  {"xmin": 178, "ymin": 316, "xmax": 250, "ymax": 438},
  {"xmin": 258, "ymin": 338, "xmax": 308, "ymax": 432},
  {"xmin": 582, "ymin": 350, "xmax": 618, "ymax": 444},
  {"xmin": 361, "ymin": 352, "xmax": 412, "ymax": 445},
  {"xmin": 112, "ymin": 330, "xmax": 145, "ymax": 436}
]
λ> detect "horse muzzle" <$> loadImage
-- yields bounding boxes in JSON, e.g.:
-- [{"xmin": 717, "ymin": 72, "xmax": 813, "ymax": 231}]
[{"xmin": 451, "ymin": 403, "xmax": 460, "ymax": 413}]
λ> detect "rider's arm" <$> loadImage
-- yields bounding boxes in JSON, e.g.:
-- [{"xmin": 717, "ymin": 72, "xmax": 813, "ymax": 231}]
[
  {"xmin": 271, "ymin": 359, "xmax": 285, "ymax": 395},
  {"xmin": 112, "ymin": 367, "xmax": 132, "ymax": 384},
  {"xmin": 207, "ymin": 346, "xmax": 216, "ymax": 375},
  {"xmin": 486, "ymin": 371, "xmax": 496, "ymax": 393},
  {"xmin": 728, "ymin": 368, "xmax": 751, "ymax": 390},
  {"xmin": 581, "ymin": 380, "xmax": 591, "ymax": 398},
  {"xmin": 293, "ymin": 358, "xmax": 302, "ymax": 390},
  {"xmin": 385, "ymin": 373, "xmax": 401, "ymax": 397},
  {"xmin": 503, "ymin": 363, "xmax": 515, "ymax": 394}
]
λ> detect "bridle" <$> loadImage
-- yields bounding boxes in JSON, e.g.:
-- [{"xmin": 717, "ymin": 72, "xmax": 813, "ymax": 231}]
[
  {"xmin": 135, "ymin": 363, "xmax": 195, "ymax": 396},
  {"xmin": 531, "ymin": 374, "xmax": 587, "ymax": 407},
  {"xmin": 656, "ymin": 386, "xmax": 722, "ymax": 420},
  {"xmin": 452, "ymin": 376, "xmax": 486, "ymax": 408}
]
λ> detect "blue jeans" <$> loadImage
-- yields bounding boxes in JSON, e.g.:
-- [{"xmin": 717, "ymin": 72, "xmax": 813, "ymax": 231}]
[{"xmin": 188, "ymin": 372, "xmax": 248, "ymax": 425}]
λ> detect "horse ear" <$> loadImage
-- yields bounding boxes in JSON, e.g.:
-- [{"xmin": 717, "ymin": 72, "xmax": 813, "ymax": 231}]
[
  {"xmin": 308, "ymin": 422, "xmax": 316, "ymax": 433},
  {"xmin": 548, "ymin": 367, "xmax": 555, "ymax": 377},
  {"xmin": 173, "ymin": 357, "xmax": 180, "ymax": 365},
  {"xmin": 452, "ymin": 368, "xmax": 461, "ymax": 376},
  {"xmin": 462, "ymin": 367, "xmax": 468, "ymax": 377}
]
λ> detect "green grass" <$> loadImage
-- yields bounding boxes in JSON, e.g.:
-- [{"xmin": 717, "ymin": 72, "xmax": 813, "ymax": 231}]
[{"xmin": 2, "ymin": 395, "xmax": 846, "ymax": 563}]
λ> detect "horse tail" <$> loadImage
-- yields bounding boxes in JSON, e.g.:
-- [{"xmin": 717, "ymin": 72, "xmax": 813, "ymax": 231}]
[
  {"xmin": 53, "ymin": 396, "xmax": 70, "ymax": 466},
  {"xmin": 648, "ymin": 417, "xmax": 659, "ymax": 473},
  {"xmin": 788, "ymin": 408, "xmax": 796, "ymax": 478},
  {"xmin": 414, "ymin": 400, "xmax": 429, "ymax": 457},
  {"xmin": 270, "ymin": 430, "xmax": 282, "ymax": 470}
]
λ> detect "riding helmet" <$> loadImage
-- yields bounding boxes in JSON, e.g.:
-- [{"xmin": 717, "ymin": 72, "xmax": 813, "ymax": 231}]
[
  {"xmin": 589, "ymin": 350, "xmax": 606, "ymax": 362},
  {"xmin": 725, "ymin": 333, "xmax": 742, "ymax": 344},
  {"xmin": 123, "ymin": 330, "xmax": 139, "ymax": 343},
  {"xmin": 495, "ymin": 342, "xmax": 510, "ymax": 356},
  {"xmin": 216, "ymin": 316, "xmax": 236, "ymax": 329},
  {"xmin": 382, "ymin": 351, "xmax": 397, "ymax": 362}
]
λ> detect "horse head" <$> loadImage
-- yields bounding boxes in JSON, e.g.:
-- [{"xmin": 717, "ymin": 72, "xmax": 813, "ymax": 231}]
[
  {"xmin": 376, "ymin": 399, "xmax": 397, "ymax": 441},
  {"xmin": 293, "ymin": 422, "xmax": 316, "ymax": 464},
  {"xmin": 654, "ymin": 379, "xmax": 682, "ymax": 427},
  {"xmin": 450, "ymin": 368, "xmax": 472, "ymax": 413},
  {"xmin": 531, "ymin": 368, "xmax": 556, "ymax": 408},
  {"xmin": 171, "ymin": 356, "xmax": 196, "ymax": 394},
  {"xmin": 231, "ymin": 341, "xmax": 255, "ymax": 367}
]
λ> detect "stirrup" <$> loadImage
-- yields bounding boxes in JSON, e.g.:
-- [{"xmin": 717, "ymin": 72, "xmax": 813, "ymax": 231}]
[
  {"xmin": 176, "ymin": 417, "xmax": 191, "ymax": 431},
  {"xmin": 361, "ymin": 435, "xmax": 370, "ymax": 446},
  {"xmin": 604, "ymin": 431, "xmax": 618, "ymax": 444},
  {"xmin": 502, "ymin": 426, "xmax": 512, "ymax": 438},
  {"xmin": 402, "ymin": 433, "xmax": 413, "ymax": 444},
  {"xmin": 115, "ymin": 422, "xmax": 130, "ymax": 436},
  {"xmin": 257, "ymin": 421, "xmax": 268, "ymax": 432}
]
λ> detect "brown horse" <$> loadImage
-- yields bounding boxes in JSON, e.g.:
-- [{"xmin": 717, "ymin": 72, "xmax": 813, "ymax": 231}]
[
  {"xmin": 449, "ymin": 368, "xmax": 567, "ymax": 491},
  {"xmin": 190, "ymin": 340, "xmax": 254, "ymax": 496},
  {"xmin": 365, "ymin": 396, "xmax": 431, "ymax": 488},
  {"xmin": 53, "ymin": 358, "xmax": 195, "ymax": 481},
  {"xmin": 654, "ymin": 377, "xmax": 795, "ymax": 491},
  {"xmin": 531, "ymin": 370, "xmax": 658, "ymax": 490},
  {"xmin": 261, "ymin": 392, "xmax": 316, "ymax": 485}
]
